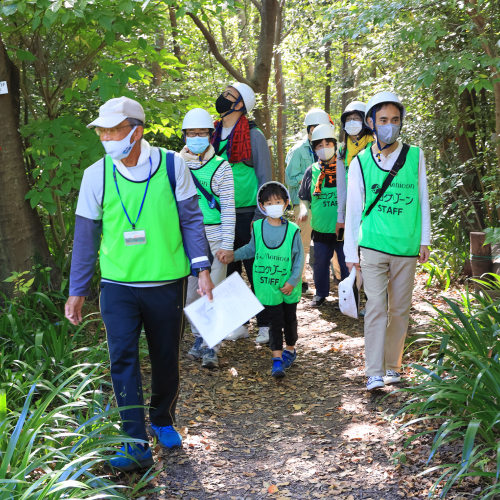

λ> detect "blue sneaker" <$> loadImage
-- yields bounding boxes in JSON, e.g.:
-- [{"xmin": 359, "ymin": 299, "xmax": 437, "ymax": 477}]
[
  {"xmin": 282, "ymin": 349, "xmax": 297, "ymax": 369},
  {"xmin": 367, "ymin": 376, "xmax": 385, "ymax": 391},
  {"xmin": 108, "ymin": 443, "xmax": 153, "ymax": 472},
  {"xmin": 187, "ymin": 337, "xmax": 204, "ymax": 360},
  {"xmin": 271, "ymin": 357, "xmax": 285, "ymax": 378},
  {"xmin": 150, "ymin": 424, "xmax": 182, "ymax": 448}
]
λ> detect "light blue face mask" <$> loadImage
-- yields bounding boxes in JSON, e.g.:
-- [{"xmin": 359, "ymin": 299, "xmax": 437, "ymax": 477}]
[
  {"xmin": 186, "ymin": 136, "xmax": 210, "ymax": 154},
  {"xmin": 375, "ymin": 123, "xmax": 401, "ymax": 145}
]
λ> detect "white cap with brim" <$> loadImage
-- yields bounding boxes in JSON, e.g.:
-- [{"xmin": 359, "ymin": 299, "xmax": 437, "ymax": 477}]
[{"xmin": 87, "ymin": 96, "xmax": 146, "ymax": 128}]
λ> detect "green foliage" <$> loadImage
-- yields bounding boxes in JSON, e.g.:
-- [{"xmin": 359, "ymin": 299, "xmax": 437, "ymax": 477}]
[
  {"xmin": 395, "ymin": 289, "xmax": 500, "ymax": 498},
  {"xmin": 421, "ymin": 251, "xmax": 452, "ymax": 291},
  {"xmin": 0, "ymin": 283, "xmax": 160, "ymax": 498}
]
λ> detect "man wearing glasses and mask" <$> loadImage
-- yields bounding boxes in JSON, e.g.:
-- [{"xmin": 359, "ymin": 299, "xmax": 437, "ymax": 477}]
[
  {"xmin": 211, "ymin": 83, "xmax": 272, "ymax": 344},
  {"xmin": 65, "ymin": 96, "xmax": 215, "ymax": 471}
]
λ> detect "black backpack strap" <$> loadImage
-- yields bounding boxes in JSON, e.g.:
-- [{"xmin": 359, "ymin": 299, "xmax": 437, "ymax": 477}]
[
  {"xmin": 364, "ymin": 144, "xmax": 411, "ymax": 217},
  {"xmin": 191, "ymin": 173, "xmax": 221, "ymax": 212}
]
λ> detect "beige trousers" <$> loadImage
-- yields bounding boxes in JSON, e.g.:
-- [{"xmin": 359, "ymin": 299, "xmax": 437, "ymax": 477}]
[
  {"xmin": 360, "ymin": 248, "xmax": 417, "ymax": 377},
  {"xmin": 293, "ymin": 205, "xmax": 312, "ymax": 281}
]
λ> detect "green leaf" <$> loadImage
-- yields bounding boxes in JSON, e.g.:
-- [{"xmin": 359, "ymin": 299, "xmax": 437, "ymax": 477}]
[
  {"xmin": 41, "ymin": 190, "xmax": 54, "ymax": 204},
  {"xmin": 30, "ymin": 192, "xmax": 42, "ymax": 209},
  {"xmin": 138, "ymin": 38, "xmax": 147, "ymax": 50},
  {"xmin": 63, "ymin": 88, "xmax": 73, "ymax": 103},
  {"xmin": 462, "ymin": 420, "xmax": 481, "ymax": 467}
]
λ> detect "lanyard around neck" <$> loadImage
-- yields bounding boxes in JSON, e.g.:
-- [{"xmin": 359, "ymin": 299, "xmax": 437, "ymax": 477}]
[{"xmin": 113, "ymin": 157, "xmax": 152, "ymax": 230}]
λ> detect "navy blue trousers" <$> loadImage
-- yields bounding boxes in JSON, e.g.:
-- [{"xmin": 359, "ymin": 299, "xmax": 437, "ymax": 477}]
[
  {"xmin": 227, "ymin": 211, "xmax": 269, "ymax": 327},
  {"xmin": 100, "ymin": 279, "xmax": 187, "ymax": 441},
  {"xmin": 313, "ymin": 240, "xmax": 349, "ymax": 298}
]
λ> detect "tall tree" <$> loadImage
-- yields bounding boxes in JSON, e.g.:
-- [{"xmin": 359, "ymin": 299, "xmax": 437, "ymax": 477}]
[
  {"xmin": 0, "ymin": 35, "xmax": 56, "ymax": 295},
  {"xmin": 187, "ymin": 0, "xmax": 278, "ymax": 138}
]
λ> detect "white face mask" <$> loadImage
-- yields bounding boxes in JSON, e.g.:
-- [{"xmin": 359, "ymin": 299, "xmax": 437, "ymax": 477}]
[
  {"xmin": 265, "ymin": 204, "xmax": 285, "ymax": 219},
  {"xmin": 345, "ymin": 121, "xmax": 363, "ymax": 136},
  {"xmin": 102, "ymin": 126, "xmax": 137, "ymax": 160},
  {"xmin": 316, "ymin": 147, "xmax": 336, "ymax": 162}
]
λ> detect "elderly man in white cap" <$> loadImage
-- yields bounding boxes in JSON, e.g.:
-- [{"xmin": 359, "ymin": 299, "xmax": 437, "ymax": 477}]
[{"xmin": 65, "ymin": 96, "xmax": 215, "ymax": 471}]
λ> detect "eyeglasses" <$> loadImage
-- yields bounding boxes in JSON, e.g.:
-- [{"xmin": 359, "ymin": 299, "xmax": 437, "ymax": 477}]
[
  {"xmin": 345, "ymin": 116, "xmax": 362, "ymax": 122},
  {"xmin": 186, "ymin": 131, "xmax": 210, "ymax": 138},
  {"xmin": 222, "ymin": 90, "xmax": 237, "ymax": 100},
  {"xmin": 95, "ymin": 125, "xmax": 133, "ymax": 137}
]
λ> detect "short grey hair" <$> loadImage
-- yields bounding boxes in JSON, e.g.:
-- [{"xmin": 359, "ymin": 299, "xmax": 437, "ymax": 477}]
[
  {"xmin": 127, "ymin": 117, "xmax": 144, "ymax": 128},
  {"xmin": 126, "ymin": 117, "xmax": 144, "ymax": 139}
]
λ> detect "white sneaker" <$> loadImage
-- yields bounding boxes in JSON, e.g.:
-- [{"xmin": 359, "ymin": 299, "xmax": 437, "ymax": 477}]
[
  {"xmin": 225, "ymin": 325, "xmax": 249, "ymax": 341},
  {"xmin": 383, "ymin": 370, "xmax": 401, "ymax": 384},
  {"xmin": 366, "ymin": 376, "xmax": 385, "ymax": 391},
  {"xmin": 255, "ymin": 326, "xmax": 270, "ymax": 344}
]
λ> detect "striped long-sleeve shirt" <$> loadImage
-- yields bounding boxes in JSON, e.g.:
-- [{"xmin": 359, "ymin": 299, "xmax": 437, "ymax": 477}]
[{"xmin": 181, "ymin": 146, "xmax": 236, "ymax": 250}]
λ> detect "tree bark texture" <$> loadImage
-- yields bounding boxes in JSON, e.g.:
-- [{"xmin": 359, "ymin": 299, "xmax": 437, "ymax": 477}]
[
  {"xmin": 273, "ymin": 0, "xmax": 285, "ymax": 183},
  {"xmin": 169, "ymin": 5, "xmax": 183, "ymax": 63},
  {"xmin": 152, "ymin": 29, "xmax": 165, "ymax": 87},
  {"xmin": 0, "ymin": 35, "xmax": 57, "ymax": 296},
  {"xmin": 324, "ymin": 41, "xmax": 332, "ymax": 115}
]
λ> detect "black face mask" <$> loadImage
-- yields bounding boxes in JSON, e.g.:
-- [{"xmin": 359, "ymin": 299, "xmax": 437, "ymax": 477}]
[{"xmin": 216, "ymin": 94, "xmax": 234, "ymax": 115}]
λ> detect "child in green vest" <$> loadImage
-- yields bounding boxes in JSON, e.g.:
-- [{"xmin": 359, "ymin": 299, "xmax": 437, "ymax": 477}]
[
  {"xmin": 222, "ymin": 182, "xmax": 304, "ymax": 377},
  {"xmin": 298, "ymin": 124, "xmax": 348, "ymax": 308}
]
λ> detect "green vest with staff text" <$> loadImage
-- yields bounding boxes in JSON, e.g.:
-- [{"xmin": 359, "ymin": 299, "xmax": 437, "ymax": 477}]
[
  {"xmin": 100, "ymin": 148, "xmax": 190, "ymax": 283},
  {"xmin": 219, "ymin": 138, "xmax": 259, "ymax": 209},
  {"xmin": 310, "ymin": 162, "xmax": 338, "ymax": 234},
  {"xmin": 252, "ymin": 219, "xmax": 302, "ymax": 306},
  {"xmin": 358, "ymin": 145, "xmax": 421, "ymax": 257}
]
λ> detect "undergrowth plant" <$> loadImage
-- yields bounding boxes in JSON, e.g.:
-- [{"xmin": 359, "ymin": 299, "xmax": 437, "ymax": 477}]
[
  {"xmin": 421, "ymin": 251, "xmax": 453, "ymax": 291},
  {"xmin": 0, "ymin": 278, "xmax": 163, "ymax": 499},
  {"xmin": 395, "ymin": 288, "xmax": 500, "ymax": 499}
]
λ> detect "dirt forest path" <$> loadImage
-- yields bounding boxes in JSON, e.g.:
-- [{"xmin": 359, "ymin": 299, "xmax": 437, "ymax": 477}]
[{"xmin": 136, "ymin": 272, "xmax": 471, "ymax": 500}]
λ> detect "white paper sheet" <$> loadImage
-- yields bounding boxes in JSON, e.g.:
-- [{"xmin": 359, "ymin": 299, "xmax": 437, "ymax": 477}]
[{"xmin": 184, "ymin": 271, "xmax": 264, "ymax": 348}]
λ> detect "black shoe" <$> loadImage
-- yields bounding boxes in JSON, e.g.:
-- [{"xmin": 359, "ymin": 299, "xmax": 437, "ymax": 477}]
[
  {"xmin": 310, "ymin": 295, "xmax": 326, "ymax": 308},
  {"xmin": 302, "ymin": 282, "xmax": 313, "ymax": 295}
]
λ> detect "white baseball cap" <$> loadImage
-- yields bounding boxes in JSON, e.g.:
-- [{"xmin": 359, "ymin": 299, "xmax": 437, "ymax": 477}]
[{"xmin": 87, "ymin": 96, "xmax": 146, "ymax": 128}]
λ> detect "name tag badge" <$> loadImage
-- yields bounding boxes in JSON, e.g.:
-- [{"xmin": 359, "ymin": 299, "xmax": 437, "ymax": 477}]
[{"xmin": 124, "ymin": 229, "xmax": 146, "ymax": 246}]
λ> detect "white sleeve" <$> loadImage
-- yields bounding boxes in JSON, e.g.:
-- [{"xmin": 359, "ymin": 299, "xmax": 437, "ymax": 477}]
[
  {"xmin": 344, "ymin": 157, "xmax": 364, "ymax": 263},
  {"xmin": 75, "ymin": 160, "xmax": 104, "ymax": 220},
  {"xmin": 418, "ymin": 149, "xmax": 431, "ymax": 246},
  {"xmin": 336, "ymin": 156, "xmax": 346, "ymax": 223},
  {"xmin": 174, "ymin": 153, "xmax": 198, "ymax": 201}
]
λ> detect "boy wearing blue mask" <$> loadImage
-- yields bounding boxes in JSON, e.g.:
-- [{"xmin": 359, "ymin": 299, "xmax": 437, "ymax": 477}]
[
  {"xmin": 180, "ymin": 108, "xmax": 236, "ymax": 369},
  {"xmin": 344, "ymin": 91, "xmax": 431, "ymax": 392},
  {"xmin": 222, "ymin": 182, "xmax": 304, "ymax": 377}
]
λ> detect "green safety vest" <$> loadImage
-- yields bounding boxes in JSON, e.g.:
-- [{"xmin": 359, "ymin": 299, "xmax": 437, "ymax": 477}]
[
  {"xmin": 190, "ymin": 155, "xmax": 225, "ymax": 225},
  {"xmin": 100, "ymin": 148, "xmax": 191, "ymax": 283},
  {"xmin": 358, "ymin": 145, "xmax": 421, "ymax": 257},
  {"xmin": 252, "ymin": 219, "xmax": 302, "ymax": 306},
  {"xmin": 218, "ymin": 138, "xmax": 259, "ymax": 209},
  {"xmin": 310, "ymin": 162, "xmax": 338, "ymax": 234}
]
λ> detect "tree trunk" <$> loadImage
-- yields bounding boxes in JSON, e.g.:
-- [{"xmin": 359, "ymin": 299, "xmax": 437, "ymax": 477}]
[
  {"xmin": 324, "ymin": 41, "xmax": 332, "ymax": 115},
  {"xmin": 273, "ymin": 0, "xmax": 285, "ymax": 183},
  {"xmin": 169, "ymin": 4, "xmax": 183, "ymax": 63},
  {"xmin": 456, "ymin": 89, "xmax": 485, "ymax": 229},
  {"xmin": 152, "ymin": 29, "xmax": 164, "ymax": 87},
  {"xmin": 239, "ymin": 7, "xmax": 255, "ymax": 79},
  {"xmin": 249, "ymin": 0, "xmax": 278, "ymax": 139},
  {"xmin": 0, "ymin": 35, "xmax": 58, "ymax": 296}
]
